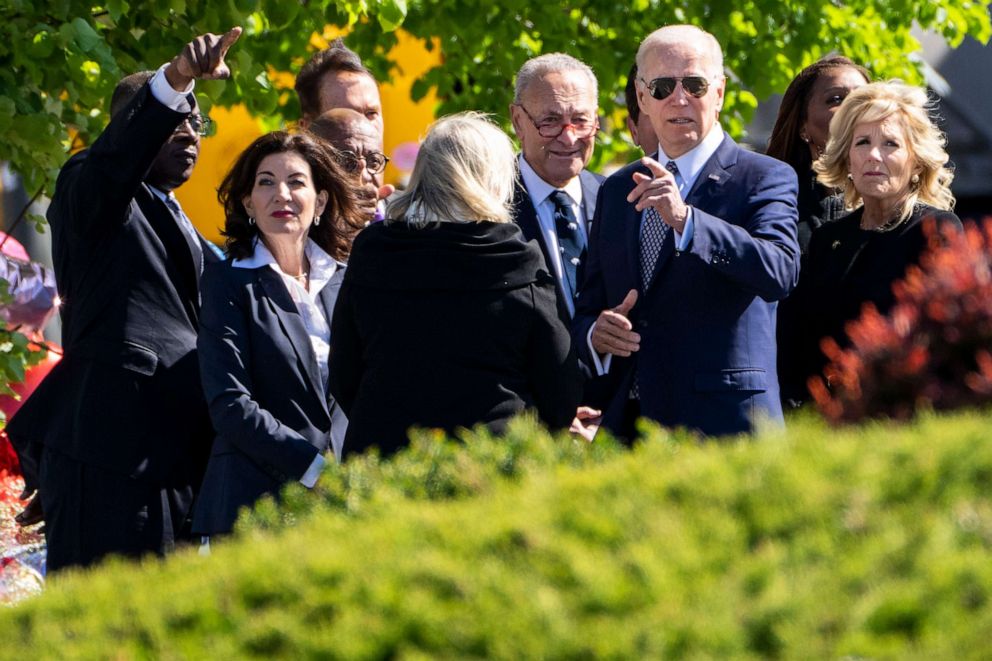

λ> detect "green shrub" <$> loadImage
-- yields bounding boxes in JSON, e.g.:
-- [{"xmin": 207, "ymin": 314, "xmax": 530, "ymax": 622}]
[{"xmin": 1, "ymin": 412, "xmax": 992, "ymax": 659}]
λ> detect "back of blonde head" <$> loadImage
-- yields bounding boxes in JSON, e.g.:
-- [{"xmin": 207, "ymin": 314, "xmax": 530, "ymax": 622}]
[
  {"xmin": 387, "ymin": 112, "xmax": 517, "ymax": 227},
  {"xmin": 815, "ymin": 81, "xmax": 955, "ymax": 219}
]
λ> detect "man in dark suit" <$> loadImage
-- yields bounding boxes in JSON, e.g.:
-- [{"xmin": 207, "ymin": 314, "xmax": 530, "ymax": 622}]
[
  {"xmin": 7, "ymin": 28, "xmax": 241, "ymax": 571},
  {"xmin": 509, "ymin": 53, "xmax": 604, "ymax": 320},
  {"xmin": 573, "ymin": 25, "xmax": 800, "ymax": 439}
]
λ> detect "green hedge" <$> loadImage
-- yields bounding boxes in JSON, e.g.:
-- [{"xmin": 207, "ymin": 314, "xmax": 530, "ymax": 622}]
[{"xmin": 2, "ymin": 411, "xmax": 992, "ymax": 659}]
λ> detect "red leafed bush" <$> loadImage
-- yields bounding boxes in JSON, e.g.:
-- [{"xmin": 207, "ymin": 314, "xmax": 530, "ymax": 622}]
[{"xmin": 810, "ymin": 217, "xmax": 992, "ymax": 423}]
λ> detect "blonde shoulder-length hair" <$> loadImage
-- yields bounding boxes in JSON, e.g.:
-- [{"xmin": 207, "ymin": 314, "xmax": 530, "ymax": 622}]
[
  {"xmin": 386, "ymin": 112, "xmax": 518, "ymax": 227},
  {"xmin": 814, "ymin": 80, "xmax": 955, "ymax": 221}
]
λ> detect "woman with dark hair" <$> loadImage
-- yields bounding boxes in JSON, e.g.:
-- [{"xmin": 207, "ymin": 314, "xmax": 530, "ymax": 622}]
[
  {"xmin": 192, "ymin": 131, "xmax": 363, "ymax": 537},
  {"xmin": 768, "ymin": 56, "xmax": 870, "ymax": 252},
  {"xmin": 771, "ymin": 56, "xmax": 870, "ymax": 406},
  {"xmin": 328, "ymin": 112, "xmax": 582, "ymax": 456}
]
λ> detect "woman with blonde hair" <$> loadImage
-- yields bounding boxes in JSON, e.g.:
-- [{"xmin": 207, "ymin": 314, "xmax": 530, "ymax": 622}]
[
  {"xmin": 780, "ymin": 81, "xmax": 962, "ymax": 402},
  {"xmin": 328, "ymin": 112, "xmax": 582, "ymax": 455}
]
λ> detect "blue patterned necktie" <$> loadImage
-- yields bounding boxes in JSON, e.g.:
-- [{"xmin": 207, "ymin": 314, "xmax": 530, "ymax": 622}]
[
  {"xmin": 639, "ymin": 160, "xmax": 684, "ymax": 288},
  {"xmin": 549, "ymin": 190, "xmax": 585, "ymax": 299}
]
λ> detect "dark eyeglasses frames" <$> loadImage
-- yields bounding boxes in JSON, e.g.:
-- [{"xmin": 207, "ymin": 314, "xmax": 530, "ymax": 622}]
[
  {"xmin": 174, "ymin": 113, "xmax": 212, "ymax": 136},
  {"xmin": 514, "ymin": 104, "xmax": 600, "ymax": 139},
  {"xmin": 640, "ymin": 76, "xmax": 711, "ymax": 100},
  {"xmin": 335, "ymin": 149, "xmax": 390, "ymax": 176}
]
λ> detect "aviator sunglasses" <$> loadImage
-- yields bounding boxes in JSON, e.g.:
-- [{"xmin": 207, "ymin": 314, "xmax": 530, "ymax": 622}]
[{"xmin": 640, "ymin": 76, "xmax": 710, "ymax": 100}]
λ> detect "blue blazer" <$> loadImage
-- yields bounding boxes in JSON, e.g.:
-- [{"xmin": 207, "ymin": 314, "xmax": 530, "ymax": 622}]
[
  {"xmin": 573, "ymin": 134, "xmax": 800, "ymax": 436},
  {"xmin": 513, "ymin": 168, "xmax": 603, "ymax": 318},
  {"xmin": 192, "ymin": 259, "xmax": 347, "ymax": 535}
]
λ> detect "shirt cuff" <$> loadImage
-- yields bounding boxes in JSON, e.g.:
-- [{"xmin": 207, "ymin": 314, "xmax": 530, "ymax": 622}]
[
  {"xmin": 673, "ymin": 206, "xmax": 694, "ymax": 251},
  {"xmin": 150, "ymin": 64, "xmax": 194, "ymax": 113},
  {"xmin": 586, "ymin": 323, "xmax": 613, "ymax": 376},
  {"xmin": 299, "ymin": 452, "xmax": 326, "ymax": 488}
]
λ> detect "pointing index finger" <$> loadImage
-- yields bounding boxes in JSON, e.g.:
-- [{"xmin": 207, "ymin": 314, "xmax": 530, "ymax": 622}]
[
  {"xmin": 219, "ymin": 26, "xmax": 242, "ymax": 53},
  {"xmin": 640, "ymin": 156, "xmax": 669, "ymax": 177}
]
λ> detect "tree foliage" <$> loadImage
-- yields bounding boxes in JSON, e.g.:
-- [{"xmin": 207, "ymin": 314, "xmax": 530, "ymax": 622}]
[{"xmin": 0, "ymin": 0, "xmax": 989, "ymax": 195}]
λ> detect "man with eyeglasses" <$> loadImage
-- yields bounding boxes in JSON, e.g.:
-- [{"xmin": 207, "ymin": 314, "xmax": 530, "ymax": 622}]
[
  {"xmin": 6, "ymin": 29, "xmax": 240, "ymax": 571},
  {"xmin": 308, "ymin": 108, "xmax": 395, "ymax": 223},
  {"xmin": 572, "ymin": 25, "xmax": 799, "ymax": 440},
  {"xmin": 509, "ymin": 53, "xmax": 604, "ymax": 322}
]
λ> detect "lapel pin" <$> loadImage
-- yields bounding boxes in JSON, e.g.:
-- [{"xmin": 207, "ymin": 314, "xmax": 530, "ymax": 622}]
[{"xmin": 708, "ymin": 173, "xmax": 722, "ymax": 182}]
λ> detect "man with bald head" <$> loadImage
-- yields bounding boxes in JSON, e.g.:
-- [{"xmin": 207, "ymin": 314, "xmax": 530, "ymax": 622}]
[
  {"xmin": 308, "ymin": 108, "xmax": 394, "ymax": 222},
  {"xmin": 509, "ymin": 53, "xmax": 603, "ymax": 321},
  {"xmin": 573, "ymin": 25, "xmax": 799, "ymax": 439}
]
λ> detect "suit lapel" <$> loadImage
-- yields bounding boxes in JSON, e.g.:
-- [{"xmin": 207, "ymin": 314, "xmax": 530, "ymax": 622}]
[
  {"xmin": 137, "ymin": 185, "xmax": 201, "ymax": 320},
  {"xmin": 514, "ymin": 181, "xmax": 569, "ymax": 306},
  {"xmin": 686, "ymin": 134, "xmax": 735, "ymax": 204},
  {"xmin": 317, "ymin": 266, "xmax": 345, "ymax": 405},
  {"xmin": 257, "ymin": 269, "xmax": 326, "ymax": 408},
  {"xmin": 578, "ymin": 170, "xmax": 600, "ymax": 232}
]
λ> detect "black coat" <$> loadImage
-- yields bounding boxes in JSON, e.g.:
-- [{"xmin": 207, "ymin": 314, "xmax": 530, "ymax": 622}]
[
  {"xmin": 778, "ymin": 203, "xmax": 962, "ymax": 401},
  {"xmin": 328, "ymin": 221, "xmax": 583, "ymax": 456},
  {"xmin": 7, "ymin": 83, "xmax": 217, "ymax": 487}
]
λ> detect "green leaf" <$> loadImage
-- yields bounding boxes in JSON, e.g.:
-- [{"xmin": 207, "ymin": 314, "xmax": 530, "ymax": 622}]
[
  {"xmin": 70, "ymin": 17, "xmax": 101, "ymax": 53},
  {"xmin": 377, "ymin": 0, "xmax": 408, "ymax": 32}
]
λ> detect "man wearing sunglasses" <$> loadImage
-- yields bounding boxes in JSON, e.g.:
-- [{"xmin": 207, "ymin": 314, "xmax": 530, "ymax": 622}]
[
  {"xmin": 573, "ymin": 25, "xmax": 799, "ymax": 439},
  {"xmin": 509, "ymin": 53, "xmax": 604, "ymax": 322},
  {"xmin": 7, "ymin": 29, "xmax": 239, "ymax": 571},
  {"xmin": 308, "ymin": 108, "xmax": 396, "ymax": 223}
]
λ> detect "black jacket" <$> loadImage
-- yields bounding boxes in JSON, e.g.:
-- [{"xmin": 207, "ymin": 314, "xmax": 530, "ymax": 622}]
[
  {"xmin": 328, "ymin": 220, "xmax": 582, "ymax": 456},
  {"xmin": 7, "ymin": 83, "xmax": 217, "ymax": 486},
  {"xmin": 779, "ymin": 203, "xmax": 962, "ymax": 401}
]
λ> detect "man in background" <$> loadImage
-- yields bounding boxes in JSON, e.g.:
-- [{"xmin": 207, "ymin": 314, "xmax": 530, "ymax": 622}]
[{"xmin": 308, "ymin": 108, "xmax": 394, "ymax": 222}]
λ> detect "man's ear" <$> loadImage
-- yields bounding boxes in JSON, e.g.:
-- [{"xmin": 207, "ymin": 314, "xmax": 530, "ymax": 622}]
[
  {"xmin": 509, "ymin": 103, "xmax": 524, "ymax": 138},
  {"xmin": 626, "ymin": 115, "xmax": 640, "ymax": 145}
]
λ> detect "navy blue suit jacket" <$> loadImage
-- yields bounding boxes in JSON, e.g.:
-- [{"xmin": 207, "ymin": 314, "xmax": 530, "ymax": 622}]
[
  {"xmin": 572, "ymin": 134, "xmax": 800, "ymax": 437},
  {"xmin": 513, "ymin": 168, "xmax": 603, "ymax": 317},
  {"xmin": 191, "ymin": 260, "xmax": 347, "ymax": 535}
]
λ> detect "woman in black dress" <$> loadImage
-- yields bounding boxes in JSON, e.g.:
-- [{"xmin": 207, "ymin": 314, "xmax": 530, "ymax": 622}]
[
  {"xmin": 328, "ymin": 112, "xmax": 582, "ymax": 456},
  {"xmin": 781, "ymin": 81, "xmax": 962, "ymax": 401}
]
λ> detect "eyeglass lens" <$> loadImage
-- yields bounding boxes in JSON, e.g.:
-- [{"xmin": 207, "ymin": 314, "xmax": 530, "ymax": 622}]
[{"xmin": 646, "ymin": 76, "xmax": 709, "ymax": 100}]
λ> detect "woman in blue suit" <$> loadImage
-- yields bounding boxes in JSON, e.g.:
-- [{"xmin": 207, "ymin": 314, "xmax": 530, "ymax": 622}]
[{"xmin": 192, "ymin": 131, "xmax": 363, "ymax": 537}]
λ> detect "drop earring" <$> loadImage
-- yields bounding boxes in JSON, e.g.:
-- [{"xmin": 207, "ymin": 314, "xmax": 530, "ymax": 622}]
[
  {"xmin": 313, "ymin": 215, "xmax": 321, "ymax": 226},
  {"xmin": 248, "ymin": 216, "xmax": 255, "ymax": 225}
]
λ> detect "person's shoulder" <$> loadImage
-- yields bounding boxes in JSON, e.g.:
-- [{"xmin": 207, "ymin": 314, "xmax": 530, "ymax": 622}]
[{"xmin": 916, "ymin": 205, "xmax": 962, "ymax": 227}]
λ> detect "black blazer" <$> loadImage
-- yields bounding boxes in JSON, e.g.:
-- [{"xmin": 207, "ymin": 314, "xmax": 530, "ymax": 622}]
[
  {"xmin": 7, "ymin": 83, "xmax": 217, "ymax": 485},
  {"xmin": 779, "ymin": 204, "xmax": 962, "ymax": 401},
  {"xmin": 192, "ymin": 258, "xmax": 347, "ymax": 535},
  {"xmin": 513, "ymin": 168, "xmax": 603, "ymax": 317}
]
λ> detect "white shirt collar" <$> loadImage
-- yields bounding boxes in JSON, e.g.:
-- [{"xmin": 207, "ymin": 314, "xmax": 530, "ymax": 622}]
[
  {"xmin": 656, "ymin": 124, "xmax": 725, "ymax": 187},
  {"xmin": 232, "ymin": 238, "xmax": 343, "ymax": 292},
  {"xmin": 518, "ymin": 154, "xmax": 584, "ymax": 208}
]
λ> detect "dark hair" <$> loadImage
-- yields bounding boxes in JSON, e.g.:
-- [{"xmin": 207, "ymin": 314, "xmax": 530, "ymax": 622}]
[
  {"xmin": 217, "ymin": 131, "xmax": 365, "ymax": 261},
  {"xmin": 110, "ymin": 71, "xmax": 155, "ymax": 118},
  {"xmin": 625, "ymin": 62, "xmax": 640, "ymax": 124},
  {"xmin": 766, "ymin": 56, "xmax": 871, "ymax": 175},
  {"xmin": 295, "ymin": 38, "xmax": 375, "ymax": 120}
]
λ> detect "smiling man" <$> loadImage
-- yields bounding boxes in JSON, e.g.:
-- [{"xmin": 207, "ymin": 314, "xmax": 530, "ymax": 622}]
[
  {"xmin": 572, "ymin": 25, "xmax": 800, "ymax": 440},
  {"xmin": 509, "ymin": 53, "xmax": 604, "ymax": 321}
]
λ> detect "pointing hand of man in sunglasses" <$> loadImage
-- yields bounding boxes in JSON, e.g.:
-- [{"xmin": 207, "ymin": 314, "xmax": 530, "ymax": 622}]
[{"xmin": 626, "ymin": 157, "xmax": 689, "ymax": 233}]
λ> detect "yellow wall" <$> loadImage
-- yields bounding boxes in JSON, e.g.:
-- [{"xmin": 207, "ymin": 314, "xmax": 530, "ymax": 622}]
[{"xmin": 177, "ymin": 31, "xmax": 439, "ymax": 245}]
